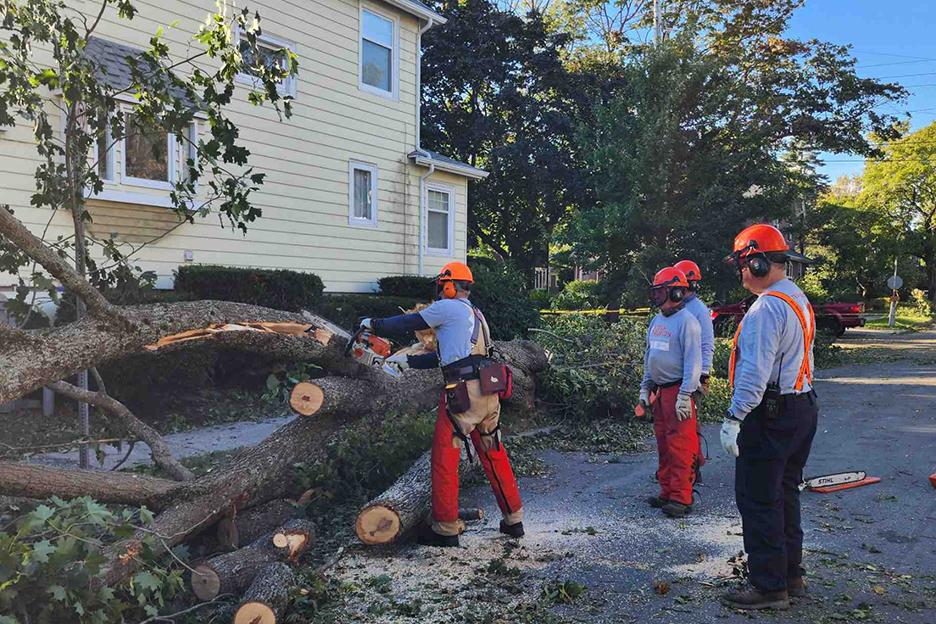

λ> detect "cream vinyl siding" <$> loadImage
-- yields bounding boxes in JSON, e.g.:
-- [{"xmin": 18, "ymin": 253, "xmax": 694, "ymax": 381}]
[{"xmin": 0, "ymin": 0, "xmax": 471, "ymax": 294}]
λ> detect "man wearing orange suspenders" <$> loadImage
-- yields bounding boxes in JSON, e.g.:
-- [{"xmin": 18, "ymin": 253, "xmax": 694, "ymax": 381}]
[{"xmin": 719, "ymin": 225, "xmax": 818, "ymax": 611}]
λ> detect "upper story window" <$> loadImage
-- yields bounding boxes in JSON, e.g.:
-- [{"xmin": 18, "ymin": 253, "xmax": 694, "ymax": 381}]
[
  {"xmin": 349, "ymin": 161, "xmax": 378, "ymax": 228},
  {"xmin": 236, "ymin": 32, "xmax": 297, "ymax": 98},
  {"xmin": 360, "ymin": 6, "xmax": 398, "ymax": 100}
]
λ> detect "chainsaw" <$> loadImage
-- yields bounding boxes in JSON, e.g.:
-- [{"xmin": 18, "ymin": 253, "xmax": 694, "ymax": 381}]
[
  {"xmin": 798, "ymin": 470, "xmax": 867, "ymax": 492},
  {"xmin": 342, "ymin": 325, "xmax": 401, "ymax": 377}
]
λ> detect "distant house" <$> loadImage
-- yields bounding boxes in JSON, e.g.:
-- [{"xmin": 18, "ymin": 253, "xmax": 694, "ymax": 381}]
[{"xmin": 0, "ymin": 0, "xmax": 487, "ymax": 298}]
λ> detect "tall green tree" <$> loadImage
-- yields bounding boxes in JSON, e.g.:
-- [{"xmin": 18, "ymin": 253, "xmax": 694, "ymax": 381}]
[
  {"xmin": 560, "ymin": 30, "xmax": 905, "ymax": 304},
  {"xmin": 421, "ymin": 0, "xmax": 623, "ymax": 275},
  {"xmin": 860, "ymin": 123, "xmax": 936, "ymax": 301}
]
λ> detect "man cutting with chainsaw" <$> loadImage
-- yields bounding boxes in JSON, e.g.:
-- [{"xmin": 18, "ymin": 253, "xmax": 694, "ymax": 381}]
[
  {"xmin": 720, "ymin": 224, "xmax": 818, "ymax": 612},
  {"xmin": 639, "ymin": 267, "xmax": 702, "ymax": 518},
  {"xmin": 361, "ymin": 261, "xmax": 524, "ymax": 547},
  {"xmin": 673, "ymin": 260, "xmax": 715, "ymax": 484}
]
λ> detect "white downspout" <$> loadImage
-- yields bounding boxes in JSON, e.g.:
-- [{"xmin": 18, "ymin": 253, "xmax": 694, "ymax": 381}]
[{"xmin": 416, "ymin": 17, "xmax": 433, "ymax": 277}]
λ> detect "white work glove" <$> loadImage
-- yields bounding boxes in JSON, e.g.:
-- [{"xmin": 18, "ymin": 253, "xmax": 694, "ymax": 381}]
[
  {"xmin": 721, "ymin": 414, "xmax": 741, "ymax": 458},
  {"xmin": 675, "ymin": 393, "xmax": 693, "ymax": 421},
  {"xmin": 384, "ymin": 350, "xmax": 410, "ymax": 375},
  {"xmin": 638, "ymin": 388, "xmax": 653, "ymax": 416},
  {"xmin": 359, "ymin": 318, "xmax": 373, "ymax": 330}
]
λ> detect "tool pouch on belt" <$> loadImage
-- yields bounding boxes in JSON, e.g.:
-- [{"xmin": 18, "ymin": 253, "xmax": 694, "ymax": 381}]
[
  {"xmin": 445, "ymin": 381, "xmax": 471, "ymax": 414},
  {"xmin": 479, "ymin": 362, "xmax": 510, "ymax": 397}
]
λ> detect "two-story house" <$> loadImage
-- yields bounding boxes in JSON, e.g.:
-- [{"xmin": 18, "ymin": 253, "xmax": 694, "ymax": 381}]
[{"xmin": 0, "ymin": 0, "xmax": 485, "ymax": 297}]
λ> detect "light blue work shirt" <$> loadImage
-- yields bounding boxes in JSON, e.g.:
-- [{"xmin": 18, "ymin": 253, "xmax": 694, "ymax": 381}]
[
  {"xmin": 418, "ymin": 298, "xmax": 486, "ymax": 366},
  {"xmin": 640, "ymin": 308, "xmax": 702, "ymax": 396},
  {"xmin": 684, "ymin": 293, "xmax": 715, "ymax": 375},
  {"xmin": 729, "ymin": 279, "xmax": 815, "ymax": 420}
]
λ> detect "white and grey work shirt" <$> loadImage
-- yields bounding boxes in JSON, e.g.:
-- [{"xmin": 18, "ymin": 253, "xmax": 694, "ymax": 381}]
[
  {"xmin": 640, "ymin": 308, "xmax": 702, "ymax": 396},
  {"xmin": 684, "ymin": 293, "xmax": 715, "ymax": 375},
  {"xmin": 418, "ymin": 298, "xmax": 484, "ymax": 366},
  {"xmin": 729, "ymin": 278, "xmax": 815, "ymax": 420}
]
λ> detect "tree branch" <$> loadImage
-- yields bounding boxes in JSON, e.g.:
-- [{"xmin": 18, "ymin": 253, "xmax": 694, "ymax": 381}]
[
  {"xmin": 46, "ymin": 380, "xmax": 195, "ymax": 482},
  {"xmin": 0, "ymin": 207, "xmax": 128, "ymax": 327}
]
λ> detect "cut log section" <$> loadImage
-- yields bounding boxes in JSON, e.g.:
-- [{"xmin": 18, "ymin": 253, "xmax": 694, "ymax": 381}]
[
  {"xmin": 289, "ymin": 382, "xmax": 324, "ymax": 416},
  {"xmin": 191, "ymin": 518, "xmax": 314, "ymax": 601},
  {"xmin": 459, "ymin": 507, "xmax": 483, "ymax": 522},
  {"xmin": 355, "ymin": 446, "xmax": 477, "ymax": 545},
  {"xmin": 233, "ymin": 562, "xmax": 298, "ymax": 624}
]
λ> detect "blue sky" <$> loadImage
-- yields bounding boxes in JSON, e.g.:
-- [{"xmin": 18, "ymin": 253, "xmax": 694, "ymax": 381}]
[{"xmin": 786, "ymin": 1, "xmax": 936, "ymax": 183}]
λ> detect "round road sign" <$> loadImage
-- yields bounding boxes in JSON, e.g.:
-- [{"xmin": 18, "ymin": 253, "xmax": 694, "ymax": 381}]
[{"xmin": 887, "ymin": 275, "xmax": 903, "ymax": 290}]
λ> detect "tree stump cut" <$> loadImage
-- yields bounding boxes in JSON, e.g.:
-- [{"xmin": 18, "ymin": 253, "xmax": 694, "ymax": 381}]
[
  {"xmin": 355, "ymin": 446, "xmax": 477, "ymax": 545},
  {"xmin": 233, "ymin": 562, "xmax": 298, "ymax": 624},
  {"xmin": 191, "ymin": 518, "xmax": 313, "ymax": 601}
]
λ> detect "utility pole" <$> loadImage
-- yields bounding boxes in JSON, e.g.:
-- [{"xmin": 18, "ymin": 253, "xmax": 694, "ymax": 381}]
[{"xmin": 653, "ymin": 0, "xmax": 661, "ymax": 45}]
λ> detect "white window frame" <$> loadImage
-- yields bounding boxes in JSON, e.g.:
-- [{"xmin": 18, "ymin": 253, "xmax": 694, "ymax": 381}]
[
  {"xmin": 92, "ymin": 114, "xmax": 116, "ymax": 183},
  {"xmin": 424, "ymin": 182, "xmax": 455, "ymax": 257},
  {"xmin": 348, "ymin": 161, "xmax": 379, "ymax": 229},
  {"xmin": 358, "ymin": 3, "xmax": 400, "ymax": 101},
  {"xmin": 235, "ymin": 30, "xmax": 298, "ymax": 98},
  {"xmin": 121, "ymin": 107, "xmax": 175, "ymax": 191}
]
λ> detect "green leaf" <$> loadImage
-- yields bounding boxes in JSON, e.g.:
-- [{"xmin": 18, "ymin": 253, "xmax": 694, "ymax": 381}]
[
  {"xmin": 99, "ymin": 586, "xmax": 116, "ymax": 602},
  {"xmin": 31, "ymin": 540, "xmax": 56, "ymax": 564},
  {"xmin": 133, "ymin": 571, "xmax": 162, "ymax": 594},
  {"xmin": 32, "ymin": 505, "xmax": 55, "ymax": 523},
  {"xmin": 139, "ymin": 506, "xmax": 154, "ymax": 524},
  {"xmin": 0, "ymin": 616, "xmax": 19, "ymax": 624},
  {"xmin": 266, "ymin": 374, "xmax": 280, "ymax": 391},
  {"xmin": 48, "ymin": 584, "xmax": 68, "ymax": 601},
  {"xmin": 144, "ymin": 605, "xmax": 159, "ymax": 617}
]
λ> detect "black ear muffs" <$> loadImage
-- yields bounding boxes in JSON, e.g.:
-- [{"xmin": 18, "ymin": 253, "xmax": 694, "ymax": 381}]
[
  {"xmin": 748, "ymin": 255, "xmax": 770, "ymax": 278},
  {"xmin": 669, "ymin": 286, "xmax": 687, "ymax": 303}
]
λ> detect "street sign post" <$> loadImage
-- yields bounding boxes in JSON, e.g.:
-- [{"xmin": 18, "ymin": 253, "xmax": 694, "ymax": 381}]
[{"xmin": 887, "ymin": 274, "xmax": 902, "ymax": 327}]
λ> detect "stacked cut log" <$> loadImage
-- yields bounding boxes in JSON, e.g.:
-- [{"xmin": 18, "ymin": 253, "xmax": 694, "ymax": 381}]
[
  {"xmin": 233, "ymin": 562, "xmax": 298, "ymax": 624},
  {"xmin": 191, "ymin": 518, "xmax": 314, "ymax": 602},
  {"xmin": 355, "ymin": 445, "xmax": 480, "ymax": 545},
  {"xmin": 198, "ymin": 500, "xmax": 298, "ymax": 554}
]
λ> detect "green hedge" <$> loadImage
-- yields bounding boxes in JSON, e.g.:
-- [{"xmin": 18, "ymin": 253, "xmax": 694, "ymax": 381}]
[
  {"xmin": 377, "ymin": 275, "xmax": 436, "ymax": 299},
  {"xmin": 551, "ymin": 280, "xmax": 602, "ymax": 311},
  {"xmin": 174, "ymin": 265, "xmax": 324, "ymax": 312}
]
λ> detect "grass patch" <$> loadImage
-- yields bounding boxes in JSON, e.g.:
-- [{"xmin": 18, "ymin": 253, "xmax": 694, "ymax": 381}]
[{"xmin": 866, "ymin": 307, "xmax": 934, "ymax": 330}]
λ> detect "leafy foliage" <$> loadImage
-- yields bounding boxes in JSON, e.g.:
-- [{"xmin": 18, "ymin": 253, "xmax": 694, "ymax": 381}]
[
  {"xmin": 262, "ymin": 361, "xmax": 322, "ymax": 405},
  {"xmin": 422, "ymin": 0, "xmax": 623, "ymax": 274},
  {"xmin": 550, "ymin": 280, "xmax": 602, "ymax": 311},
  {"xmin": 0, "ymin": 497, "xmax": 186, "ymax": 624},
  {"xmin": 466, "ymin": 259, "xmax": 541, "ymax": 340},
  {"xmin": 174, "ymin": 265, "xmax": 324, "ymax": 312}
]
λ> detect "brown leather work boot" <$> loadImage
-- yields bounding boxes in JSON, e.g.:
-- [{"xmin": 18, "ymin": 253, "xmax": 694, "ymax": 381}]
[
  {"xmin": 721, "ymin": 587, "xmax": 790, "ymax": 611},
  {"xmin": 787, "ymin": 576, "xmax": 806, "ymax": 598}
]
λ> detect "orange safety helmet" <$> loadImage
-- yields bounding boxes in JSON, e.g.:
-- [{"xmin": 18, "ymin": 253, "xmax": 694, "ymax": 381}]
[
  {"xmin": 726, "ymin": 224, "xmax": 789, "ymax": 279},
  {"xmin": 673, "ymin": 260, "xmax": 701, "ymax": 284},
  {"xmin": 650, "ymin": 267, "xmax": 689, "ymax": 306},
  {"xmin": 437, "ymin": 261, "xmax": 473, "ymax": 298}
]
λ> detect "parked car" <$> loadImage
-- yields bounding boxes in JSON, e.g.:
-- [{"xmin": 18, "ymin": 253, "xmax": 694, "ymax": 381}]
[{"xmin": 710, "ymin": 295, "xmax": 865, "ymax": 337}]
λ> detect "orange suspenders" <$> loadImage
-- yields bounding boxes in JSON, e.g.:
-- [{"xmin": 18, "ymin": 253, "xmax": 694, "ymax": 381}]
[{"xmin": 728, "ymin": 292, "xmax": 815, "ymax": 391}]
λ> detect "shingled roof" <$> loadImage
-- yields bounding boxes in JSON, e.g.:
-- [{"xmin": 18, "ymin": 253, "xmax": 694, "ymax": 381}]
[{"xmin": 85, "ymin": 36, "xmax": 197, "ymax": 107}]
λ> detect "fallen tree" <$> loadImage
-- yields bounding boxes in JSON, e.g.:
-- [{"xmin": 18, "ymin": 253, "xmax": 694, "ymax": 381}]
[{"xmin": 0, "ymin": 209, "xmax": 550, "ymax": 591}]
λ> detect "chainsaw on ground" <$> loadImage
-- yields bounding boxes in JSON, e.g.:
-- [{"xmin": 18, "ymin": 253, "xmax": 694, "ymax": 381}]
[
  {"xmin": 798, "ymin": 470, "xmax": 869, "ymax": 492},
  {"xmin": 342, "ymin": 324, "xmax": 401, "ymax": 377}
]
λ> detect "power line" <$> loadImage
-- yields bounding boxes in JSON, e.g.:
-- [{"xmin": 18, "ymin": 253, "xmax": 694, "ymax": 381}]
[
  {"xmin": 856, "ymin": 59, "xmax": 936, "ymax": 69},
  {"xmin": 852, "ymin": 50, "xmax": 936, "ymax": 61},
  {"xmin": 866, "ymin": 71, "xmax": 936, "ymax": 80}
]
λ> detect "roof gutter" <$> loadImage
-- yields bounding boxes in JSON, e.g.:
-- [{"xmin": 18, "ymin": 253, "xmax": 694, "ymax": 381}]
[
  {"xmin": 411, "ymin": 154, "xmax": 489, "ymax": 180},
  {"xmin": 385, "ymin": 0, "xmax": 445, "ymax": 24}
]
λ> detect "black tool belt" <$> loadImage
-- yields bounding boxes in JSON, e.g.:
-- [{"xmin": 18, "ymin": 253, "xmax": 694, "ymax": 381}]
[
  {"xmin": 650, "ymin": 379, "xmax": 682, "ymax": 391},
  {"xmin": 442, "ymin": 354, "xmax": 490, "ymax": 383}
]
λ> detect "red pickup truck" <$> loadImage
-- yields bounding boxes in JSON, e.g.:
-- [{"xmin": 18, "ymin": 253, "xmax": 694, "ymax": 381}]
[{"xmin": 710, "ymin": 295, "xmax": 865, "ymax": 337}]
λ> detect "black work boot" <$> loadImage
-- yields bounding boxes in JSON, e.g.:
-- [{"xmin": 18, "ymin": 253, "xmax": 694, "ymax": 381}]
[
  {"xmin": 787, "ymin": 576, "xmax": 806, "ymax": 598},
  {"xmin": 646, "ymin": 496, "xmax": 669, "ymax": 508},
  {"xmin": 721, "ymin": 587, "xmax": 791, "ymax": 611},
  {"xmin": 417, "ymin": 522, "xmax": 459, "ymax": 547},
  {"xmin": 499, "ymin": 519, "xmax": 524, "ymax": 538},
  {"xmin": 661, "ymin": 501, "xmax": 692, "ymax": 517}
]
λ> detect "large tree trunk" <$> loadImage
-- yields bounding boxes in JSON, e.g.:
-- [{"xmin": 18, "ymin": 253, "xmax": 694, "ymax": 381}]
[
  {"xmin": 233, "ymin": 562, "xmax": 298, "ymax": 624},
  {"xmin": 355, "ymin": 446, "xmax": 477, "ymax": 546}
]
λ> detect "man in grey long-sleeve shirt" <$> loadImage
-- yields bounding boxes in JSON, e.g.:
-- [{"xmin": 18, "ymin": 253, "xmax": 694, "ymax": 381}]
[
  {"xmin": 674, "ymin": 259, "xmax": 715, "ymax": 483},
  {"xmin": 719, "ymin": 224, "xmax": 818, "ymax": 612},
  {"xmin": 639, "ymin": 267, "xmax": 702, "ymax": 518}
]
